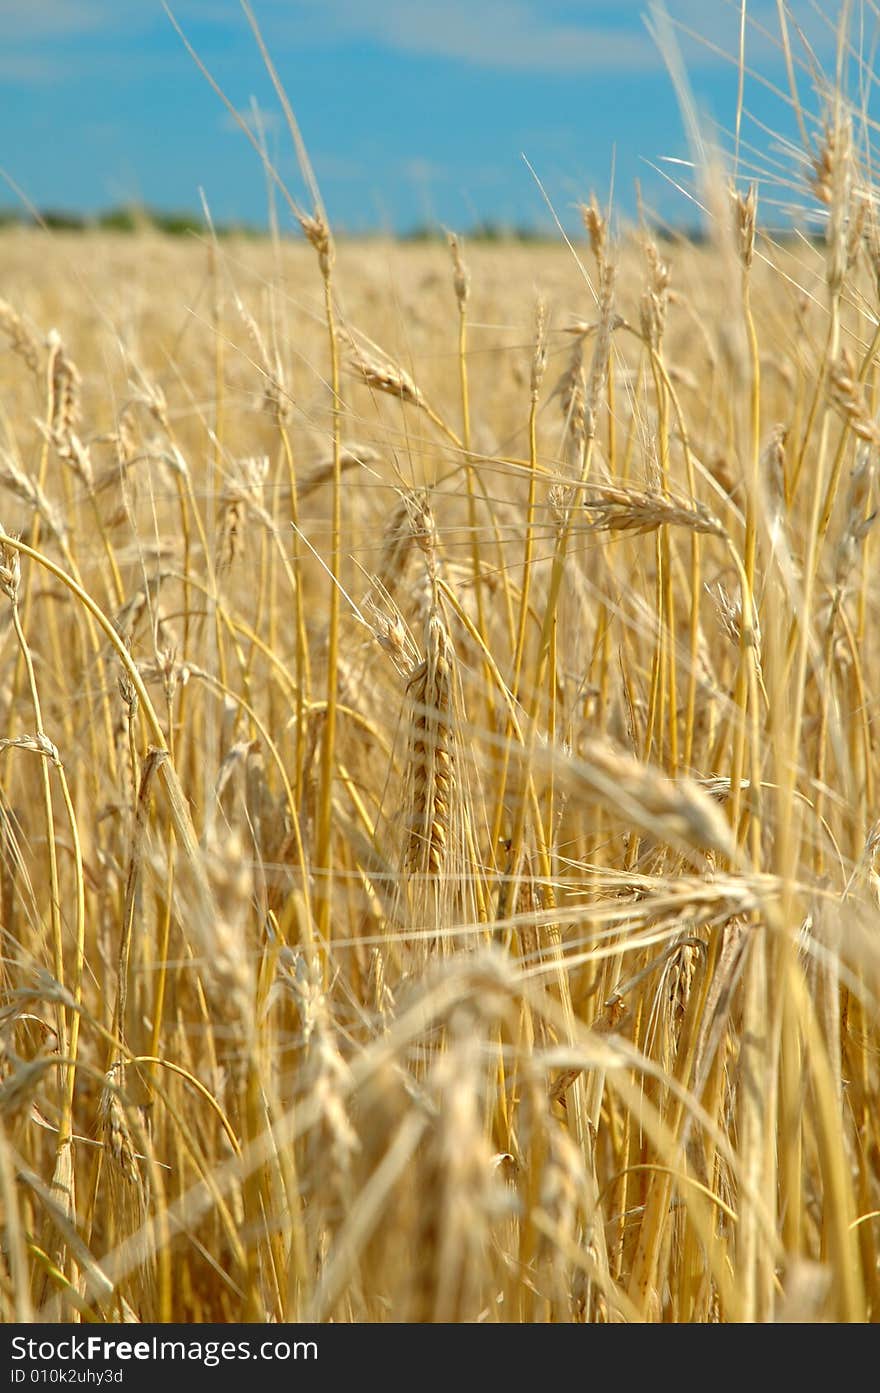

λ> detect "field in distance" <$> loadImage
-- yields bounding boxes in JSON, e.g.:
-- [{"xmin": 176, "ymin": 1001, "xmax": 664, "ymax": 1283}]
[{"xmin": 0, "ymin": 217, "xmax": 877, "ymax": 1323}]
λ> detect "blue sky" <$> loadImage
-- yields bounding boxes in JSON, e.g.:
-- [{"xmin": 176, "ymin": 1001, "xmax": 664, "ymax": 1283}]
[{"xmin": 0, "ymin": 1, "xmax": 852, "ymax": 234}]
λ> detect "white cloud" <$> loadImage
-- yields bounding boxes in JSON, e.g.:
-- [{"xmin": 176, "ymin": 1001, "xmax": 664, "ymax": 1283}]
[
  {"xmin": 0, "ymin": 53, "xmax": 68, "ymax": 82},
  {"xmin": 0, "ymin": 0, "xmax": 841, "ymax": 85},
  {"xmin": 0, "ymin": 0, "xmax": 156, "ymax": 84},
  {"xmin": 263, "ymin": 0, "xmax": 838, "ymax": 74},
  {"xmin": 0, "ymin": 0, "xmax": 140, "ymax": 39},
  {"xmin": 221, "ymin": 103, "xmax": 282, "ymax": 137},
  {"xmin": 277, "ymin": 0, "xmax": 663, "ymax": 73}
]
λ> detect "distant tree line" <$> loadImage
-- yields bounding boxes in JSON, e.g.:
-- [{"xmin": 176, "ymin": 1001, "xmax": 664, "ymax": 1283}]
[
  {"xmin": 0, "ymin": 206, "xmax": 239, "ymax": 236},
  {"xmin": 0, "ymin": 204, "xmax": 803, "ymax": 245},
  {"xmin": 0, "ymin": 205, "xmax": 575, "ymax": 241}
]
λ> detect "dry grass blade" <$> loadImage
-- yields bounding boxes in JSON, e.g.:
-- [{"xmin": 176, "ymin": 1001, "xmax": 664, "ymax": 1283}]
[
  {"xmin": 343, "ymin": 332, "xmax": 424, "ymax": 408},
  {"xmin": 555, "ymin": 738, "xmax": 739, "ymax": 864},
  {"xmin": 581, "ymin": 483, "xmax": 725, "ymax": 538},
  {"xmin": 1, "ymin": 3, "xmax": 879, "ymax": 1328},
  {"xmin": 0, "ymin": 299, "xmax": 40, "ymax": 379},
  {"xmin": 404, "ymin": 609, "xmax": 455, "ymax": 880}
]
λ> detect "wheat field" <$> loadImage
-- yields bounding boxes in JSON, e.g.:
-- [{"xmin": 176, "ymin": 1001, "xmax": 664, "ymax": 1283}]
[{"xmin": 2, "ymin": 35, "xmax": 880, "ymax": 1322}]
